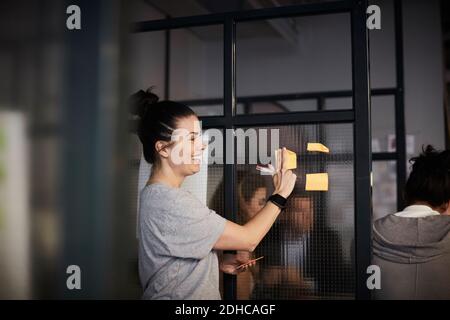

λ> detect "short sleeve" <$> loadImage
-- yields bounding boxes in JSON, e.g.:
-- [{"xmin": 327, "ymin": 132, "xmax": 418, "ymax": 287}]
[{"xmin": 160, "ymin": 190, "xmax": 227, "ymax": 260}]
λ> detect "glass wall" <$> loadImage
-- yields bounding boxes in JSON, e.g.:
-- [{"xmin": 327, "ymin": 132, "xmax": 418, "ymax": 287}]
[
  {"xmin": 234, "ymin": 124, "xmax": 355, "ymax": 299},
  {"xmin": 236, "ymin": 13, "xmax": 353, "ymax": 115}
]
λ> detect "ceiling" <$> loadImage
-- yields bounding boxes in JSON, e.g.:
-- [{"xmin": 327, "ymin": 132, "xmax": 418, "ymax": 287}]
[{"xmin": 143, "ymin": 0, "xmax": 331, "ymax": 43}]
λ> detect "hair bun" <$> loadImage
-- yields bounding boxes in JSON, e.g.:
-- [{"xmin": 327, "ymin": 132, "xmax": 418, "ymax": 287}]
[{"xmin": 129, "ymin": 88, "xmax": 159, "ymax": 118}]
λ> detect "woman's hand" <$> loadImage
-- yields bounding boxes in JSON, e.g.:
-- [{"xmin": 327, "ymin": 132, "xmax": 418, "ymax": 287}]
[
  {"xmin": 220, "ymin": 252, "xmax": 256, "ymax": 275},
  {"xmin": 272, "ymin": 147, "xmax": 297, "ymax": 198}
]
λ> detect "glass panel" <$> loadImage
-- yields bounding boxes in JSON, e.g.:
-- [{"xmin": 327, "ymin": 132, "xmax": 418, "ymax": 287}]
[
  {"xmin": 190, "ymin": 104, "xmax": 223, "ymax": 117},
  {"xmin": 369, "ymin": 0, "xmax": 396, "ymax": 88},
  {"xmin": 324, "ymin": 97, "xmax": 352, "ymax": 110},
  {"xmin": 208, "ymin": 161, "xmax": 225, "ymax": 297},
  {"xmin": 236, "ymin": 13, "xmax": 353, "ymax": 115},
  {"xmin": 128, "ymin": 25, "xmax": 223, "ymax": 115},
  {"xmin": 237, "ymin": 99, "xmax": 318, "ymax": 114},
  {"xmin": 371, "ymin": 95, "xmax": 396, "ymax": 152},
  {"xmin": 372, "ymin": 161, "xmax": 397, "ymax": 221},
  {"xmin": 169, "ymin": 26, "xmax": 223, "ymax": 114},
  {"xmin": 128, "ymin": 30, "xmax": 167, "ymax": 98},
  {"xmin": 235, "ymin": 123, "xmax": 355, "ymax": 299}
]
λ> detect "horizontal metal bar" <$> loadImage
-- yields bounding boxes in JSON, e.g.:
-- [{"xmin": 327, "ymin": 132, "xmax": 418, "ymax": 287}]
[
  {"xmin": 128, "ymin": 149, "xmax": 397, "ymax": 165},
  {"xmin": 131, "ymin": 1, "xmax": 352, "ymax": 33},
  {"xmin": 232, "ymin": 110, "xmax": 354, "ymax": 126},
  {"xmin": 297, "ymin": 153, "xmax": 353, "ymax": 162},
  {"xmin": 233, "ymin": 0, "xmax": 352, "ymax": 22},
  {"xmin": 371, "ymin": 88, "xmax": 397, "ymax": 96},
  {"xmin": 129, "ymin": 153, "xmax": 355, "ymax": 167},
  {"xmin": 127, "ymin": 150, "xmax": 406, "ymax": 165},
  {"xmin": 199, "ymin": 116, "xmax": 227, "ymax": 128},
  {"xmin": 181, "ymin": 88, "xmax": 398, "ymax": 106},
  {"xmin": 372, "ymin": 152, "xmax": 397, "ymax": 161},
  {"xmin": 132, "ymin": 12, "xmax": 224, "ymax": 32}
]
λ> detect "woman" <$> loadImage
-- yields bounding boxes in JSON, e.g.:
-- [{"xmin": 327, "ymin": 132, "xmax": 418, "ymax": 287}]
[
  {"xmin": 132, "ymin": 88, "xmax": 297, "ymax": 300},
  {"xmin": 235, "ymin": 171, "xmax": 269, "ymax": 299}
]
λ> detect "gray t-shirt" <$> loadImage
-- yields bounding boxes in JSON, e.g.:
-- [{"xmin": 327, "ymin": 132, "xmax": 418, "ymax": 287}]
[{"xmin": 138, "ymin": 182, "xmax": 226, "ymax": 300}]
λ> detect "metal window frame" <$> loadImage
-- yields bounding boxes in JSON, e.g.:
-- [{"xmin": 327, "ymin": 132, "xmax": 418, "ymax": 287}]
[
  {"xmin": 131, "ymin": 0, "xmax": 381, "ymax": 300},
  {"xmin": 155, "ymin": 1, "xmax": 406, "ymax": 213}
]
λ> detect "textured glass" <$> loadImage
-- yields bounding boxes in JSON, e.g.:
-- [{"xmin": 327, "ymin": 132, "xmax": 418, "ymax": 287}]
[
  {"xmin": 235, "ymin": 123, "xmax": 355, "ymax": 299},
  {"xmin": 372, "ymin": 161, "xmax": 397, "ymax": 220}
]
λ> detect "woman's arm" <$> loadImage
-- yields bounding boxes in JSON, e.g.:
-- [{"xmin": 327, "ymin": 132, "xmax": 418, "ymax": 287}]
[
  {"xmin": 214, "ymin": 148, "xmax": 297, "ymax": 252},
  {"xmin": 213, "ymin": 200, "xmax": 282, "ymax": 251}
]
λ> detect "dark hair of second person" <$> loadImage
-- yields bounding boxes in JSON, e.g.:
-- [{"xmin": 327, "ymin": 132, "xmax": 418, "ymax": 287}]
[{"xmin": 404, "ymin": 145, "xmax": 450, "ymax": 210}]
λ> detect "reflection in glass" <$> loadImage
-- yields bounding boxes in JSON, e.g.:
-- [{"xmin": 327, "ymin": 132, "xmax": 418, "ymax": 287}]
[{"xmin": 235, "ymin": 124, "xmax": 355, "ymax": 299}]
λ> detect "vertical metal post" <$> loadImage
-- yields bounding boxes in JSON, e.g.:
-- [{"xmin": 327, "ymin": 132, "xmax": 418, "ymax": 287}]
[
  {"xmin": 223, "ymin": 16, "xmax": 237, "ymax": 300},
  {"xmin": 351, "ymin": 0, "xmax": 372, "ymax": 300},
  {"xmin": 317, "ymin": 97, "xmax": 325, "ymax": 111},
  {"xmin": 394, "ymin": 0, "xmax": 407, "ymax": 211}
]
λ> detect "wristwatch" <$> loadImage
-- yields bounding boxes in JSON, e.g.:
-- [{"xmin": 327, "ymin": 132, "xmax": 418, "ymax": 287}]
[{"xmin": 267, "ymin": 194, "xmax": 288, "ymax": 210}]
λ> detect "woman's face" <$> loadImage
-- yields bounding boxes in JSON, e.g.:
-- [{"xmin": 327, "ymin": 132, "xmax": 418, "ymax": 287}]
[
  {"xmin": 165, "ymin": 115, "xmax": 206, "ymax": 176},
  {"xmin": 243, "ymin": 187, "xmax": 268, "ymax": 220}
]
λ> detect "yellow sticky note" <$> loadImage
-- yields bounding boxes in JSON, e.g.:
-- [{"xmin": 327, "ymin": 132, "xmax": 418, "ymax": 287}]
[
  {"xmin": 305, "ymin": 173, "xmax": 328, "ymax": 191},
  {"xmin": 307, "ymin": 143, "xmax": 329, "ymax": 153},
  {"xmin": 285, "ymin": 149, "xmax": 297, "ymax": 170}
]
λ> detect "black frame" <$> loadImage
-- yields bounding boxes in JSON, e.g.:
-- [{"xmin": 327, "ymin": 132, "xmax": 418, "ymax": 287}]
[
  {"xmin": 151, "ymin": 0, "xmax": 406, "ymax": 213},
  {"xmin": 131, "ymin": 0, "xmax": 409, "ymax": 300}
]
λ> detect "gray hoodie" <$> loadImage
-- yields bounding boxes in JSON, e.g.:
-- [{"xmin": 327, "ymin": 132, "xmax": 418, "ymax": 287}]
[{"xmin": 372, "ymin": 206, "xmax": 450, "ymax": 300}]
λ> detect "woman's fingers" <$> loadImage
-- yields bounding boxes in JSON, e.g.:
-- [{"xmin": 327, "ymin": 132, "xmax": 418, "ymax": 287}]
[
  {"xmin": 237, "ymin": 260, "xmax": 257, "ymax": 271},
  {"xmin": 277, "ymin": 148, "xmax": 281, "ymax": 172},
  {"xmin": 274, "ymin": 147, "xmax": 290, "ymax": 172},
  {"xmin": 281, "ymin": 147, "xmax": 288, "ymax": 171},
  {"xmin": 272, "ymin": 148, "xmax": 298, "ymax": 197}
]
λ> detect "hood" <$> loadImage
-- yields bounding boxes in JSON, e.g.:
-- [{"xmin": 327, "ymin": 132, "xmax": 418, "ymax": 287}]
[{"xmin": 373, "ymin": 214, "xmax": 450, "ymax": 264}]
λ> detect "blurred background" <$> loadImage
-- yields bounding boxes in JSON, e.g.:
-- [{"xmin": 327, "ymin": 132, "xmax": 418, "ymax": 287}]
[{"xmin": 0, "ymin": 0, "xmax": 448, "ymax": 299}]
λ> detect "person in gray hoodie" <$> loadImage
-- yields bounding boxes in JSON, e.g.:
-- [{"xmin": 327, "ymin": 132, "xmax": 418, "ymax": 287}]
[{"xmin": 373, "ymin": 145, "xmax": 450, "ymax": 300}]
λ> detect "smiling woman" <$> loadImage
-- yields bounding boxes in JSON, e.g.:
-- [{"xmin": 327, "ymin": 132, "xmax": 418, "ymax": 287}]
[{"xmin": 130, "ymin": 88, "xmax": 297, "ymax": 300}]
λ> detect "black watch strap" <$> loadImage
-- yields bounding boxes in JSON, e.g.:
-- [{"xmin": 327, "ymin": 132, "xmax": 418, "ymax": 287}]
[{"xmin": 267, "ymin": 194, "xmax": 287, "ymax": 210}]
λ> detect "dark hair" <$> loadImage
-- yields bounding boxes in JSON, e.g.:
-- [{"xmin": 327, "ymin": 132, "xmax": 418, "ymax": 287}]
[
  {"xmin": 236, "ymin": 171, "xmax": 268, "ymax": 223},
  {"xmin": 237, "ymin": 171, "xmax": 267, "ymax": 203},
  {"xmin": 129, "ymin": 88, "xmax": 196, "ymax": 165},
  {"xmin": 404, "ymin": 145, "xmax": 450, "ymax": 207}
]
